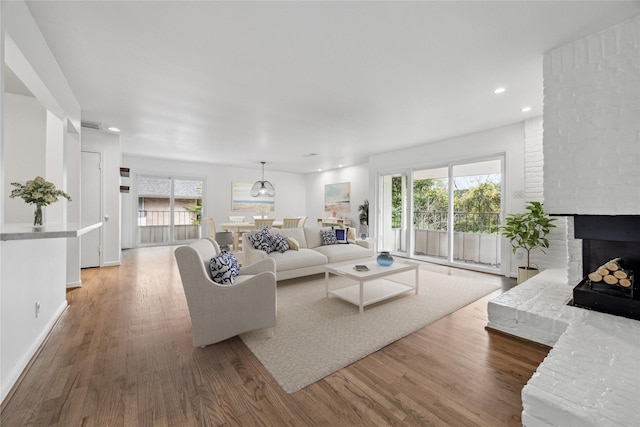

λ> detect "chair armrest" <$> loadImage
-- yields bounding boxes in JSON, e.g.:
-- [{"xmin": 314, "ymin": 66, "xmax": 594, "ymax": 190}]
[
  {"xmin": 242, "ymin": 241, "xmax": 267, "ymax": 265},
  {"xmin": 356, "ymin": 239, "xmax": 371, "ymax": 249},
  {"xmin": 239, "ymin": 258, "xmax": 276, "ymax": 275}
]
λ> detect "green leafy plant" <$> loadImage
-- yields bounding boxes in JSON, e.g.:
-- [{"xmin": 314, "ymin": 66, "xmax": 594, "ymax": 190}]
[
  {"xmin": 500, "ymin": 201, "xmax": 556, "ymax": 270},
  {"xmin": 358, "ymin": 199, "xmax": 369, "ymax": 225}
]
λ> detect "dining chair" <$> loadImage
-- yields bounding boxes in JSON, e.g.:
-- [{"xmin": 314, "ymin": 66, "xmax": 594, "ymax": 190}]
[
  {"xmin": 254, "ymin": 218, "xmax": 275, "ymax": 229},
  {"xmin": 205, "ymin": 217, "xmax": 216, "ymax": 238},
  {"xmin": 205, "ymin": 217, "xmax": 234, "ymax": 251},
  {"xmin": 228, "ymin": 215, "xmax": 245, "ymax": 223},
  {"xmin": 282, "ymin": 217, "xmax": 301, "ymax": 228}
]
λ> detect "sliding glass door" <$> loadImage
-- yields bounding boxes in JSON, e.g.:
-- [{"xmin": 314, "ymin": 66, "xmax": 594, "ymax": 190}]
[
  {"xmin": 451, "ymin": 160, "xmax": 501, "ymax": 268},
  {"xmin": 381, "ymin": 157, "xmax": 503, "ymax": 273},
  {"xmin": 379, "ymin": 173, "xmax": 408, "ymax": 257},
  {"xmin": 412, "ymin": 167, "xmax": 449, "ymax": 260},
  {"xmin": 136, "ymin": 175, "xmax": 204, "ymax": 246}
]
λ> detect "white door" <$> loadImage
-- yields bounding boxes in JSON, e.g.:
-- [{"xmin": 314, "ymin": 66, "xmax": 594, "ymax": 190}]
[{"xmin": 81, "ymin": 151, "xmax": 101, "ymax": 268}]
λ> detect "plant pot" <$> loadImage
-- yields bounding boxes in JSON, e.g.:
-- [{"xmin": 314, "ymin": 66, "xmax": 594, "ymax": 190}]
[{"xmin": 517, "ymin": 267, "xmax": 539, "ymax": 284}]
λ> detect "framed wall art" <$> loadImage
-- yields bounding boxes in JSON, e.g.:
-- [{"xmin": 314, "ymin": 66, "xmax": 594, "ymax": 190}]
[
  {"xmin": 231, "ymin": 182, "xmax": 275, "ymax": 212},
  {"xmin": 324, "ymin": 182, "xmax": 351, "ymax": 213}
]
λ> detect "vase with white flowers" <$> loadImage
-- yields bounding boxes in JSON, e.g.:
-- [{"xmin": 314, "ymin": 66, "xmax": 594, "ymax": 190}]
[
  {"xmin": 255, "ymin": 203, "xmax": 270, "ymax": 219},
  {"xmin": 10, "ymin": 176, "xmax": 72, "ymax": 228}
]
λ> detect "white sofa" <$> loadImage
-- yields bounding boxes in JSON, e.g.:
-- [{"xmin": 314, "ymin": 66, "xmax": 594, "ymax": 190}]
[{"xmin": 243, "ymin": 226, "xmax": 374, "ymax": 281}]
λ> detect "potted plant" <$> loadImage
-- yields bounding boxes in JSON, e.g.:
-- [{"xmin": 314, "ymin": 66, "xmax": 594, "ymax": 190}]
[
  {"xmin": 500, "ymin": 201, "xmax": 556, "ymax": 284},
  {"xmin": 358, "ymin": 199, "xmax": 369, "ymax": 238},
  {"xmin": 9, "ymin": 176, "xmax": 71, "ymax": 228}
]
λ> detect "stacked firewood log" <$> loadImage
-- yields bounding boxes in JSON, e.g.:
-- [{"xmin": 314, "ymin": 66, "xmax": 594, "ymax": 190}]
[{"xmin": 588, "ymin": 257, "xmax": 633, "ymax": 288}]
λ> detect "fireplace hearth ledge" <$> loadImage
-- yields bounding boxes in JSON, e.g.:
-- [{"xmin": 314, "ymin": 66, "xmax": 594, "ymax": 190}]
[{"xmin": 487, "ymin": 269, "xmax": 640, "ymax": 427}]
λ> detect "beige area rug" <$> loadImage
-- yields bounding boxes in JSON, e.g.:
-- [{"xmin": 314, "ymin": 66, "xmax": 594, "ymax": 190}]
[{"xmin": 240, "ymin": 268, "xmax": 500, "ymax": 393}]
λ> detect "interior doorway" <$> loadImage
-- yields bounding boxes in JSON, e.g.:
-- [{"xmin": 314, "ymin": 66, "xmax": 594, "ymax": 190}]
[{"xmin": 81, "ymin": 151, "xmax": 102, "ymax": 268}]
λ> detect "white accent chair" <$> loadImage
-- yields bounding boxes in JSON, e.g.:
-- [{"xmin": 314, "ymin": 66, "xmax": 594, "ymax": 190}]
[{"xmin": 174, "ymin": 238, "xmax": 276, "ymax": 347}]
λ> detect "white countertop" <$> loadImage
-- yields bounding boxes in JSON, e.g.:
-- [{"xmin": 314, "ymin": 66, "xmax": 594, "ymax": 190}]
[{"xmin": 0, "ymin": 222, "xmax": 103, "ymax": 241}]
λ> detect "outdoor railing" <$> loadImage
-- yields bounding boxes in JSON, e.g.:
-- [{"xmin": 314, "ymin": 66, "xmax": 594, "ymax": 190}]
[
  {"xmin": 393, "ymin": 211, "xmax": 501, "ymax": 234},
  {"xmin": 390, "ymin": 211, "xmax": 501, "ymax": 267},
  {"xmin": 137, "ymin": 210, "xmax": 200, "ymax": 244},
  {"xmin": 137, "ymin": 210, "xmax": 198, "ymax": 226}
]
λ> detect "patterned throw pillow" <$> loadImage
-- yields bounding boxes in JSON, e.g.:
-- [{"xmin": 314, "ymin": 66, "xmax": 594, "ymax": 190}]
[
  {"xmin": 321, "ymin": 229, "xmax": 338, "ymax": 245},
  {"xmin": 209, "ymin": 251, "xmax": 239, "ymax": 285},
  {"xmin": 247, "ymin": 228, "xmax": 274, "ymax": 253},
  {"xmin": 270, "ymin": 233, "xmax": 290, "ymax": 253},
  {"xmin": 285, "ymin": 237, "xmax": 300, "ymax": 251},
  {"xmin": 333, "ymin": 227, "xmax": 349, "ymax": 244}
]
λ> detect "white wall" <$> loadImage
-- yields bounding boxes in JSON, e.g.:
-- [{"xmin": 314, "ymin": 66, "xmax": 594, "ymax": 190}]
[
  {"xmin": 305, "ymin": 162, "xmax": 370, "ymax": 230},
  {"xmin": 524, "ymin": 116, "xmax": 568, "ymax": 272},
  {"xmin": 121, "ymin": 155, "xmax": 306, "ymax": 247},
  {"xmin": 66, "ymin": 132, "xmax": 82, "ymax": 286},
  {"xmin": 1, "ymin": 0, "xmax": 81, "ymax": 403},
  {"xmin": 82, "ymin": 129, "xmax": 121, "ymax": 266},
  {"xmin": 45, "ymin": 111, "xmax": 65, "ymax": 223},
  {"xmin": 0, "ymin": 238, "xmax": 68, "ymax": 403},
  {"xmin": 3, "ymin": 92, "xmax": 46, "ymax": 223}
]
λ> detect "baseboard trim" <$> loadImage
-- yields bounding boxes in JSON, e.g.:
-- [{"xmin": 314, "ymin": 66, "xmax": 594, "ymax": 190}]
[
  {"xmin": 66, "ymin": 280, "xmax": 82, "ymax": 288},
  {"xmin": 103, "ymin": 261, "xmax": 121, "ymax": 267}
]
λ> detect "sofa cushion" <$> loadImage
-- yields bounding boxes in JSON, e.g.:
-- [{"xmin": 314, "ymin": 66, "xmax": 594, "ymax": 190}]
[
  {"xmin": 304, "ymin": 226, "xmax": 331, "ymax": 249},
  {"xmin": 267, "ymin": 248, "xmax": 328, "ymax": 271},
  {"xmin": 209, "ymin": 250, "xmax": 240, "ymax": 285},
  {"xmin": 313, "ymin": 243, "xmax": 374, "ymax": 263},
  {"xmin": 247, "ymin": 228, "xmax": 274, "ymax": 253},
  {"xmin": 333, "ymin": 227, "xmax": 349, "ymax": 244},
  {"xmin": 285, "ymin": 237, "xmax": 300, "ymax": 251},
  {"xmin": 270, "ymin": 233, "xmax": 290, "ymax": 253},
  {"xmin": 321, "ymin": 229, "xmax": 338, "ymax": 245},
  {"xmin": 347, "ymin": 227, "xmax": 357, "ymax": 243},
  {"xmin": 273, "ymin": 228, "xmax": 307, "ymax": 248}
]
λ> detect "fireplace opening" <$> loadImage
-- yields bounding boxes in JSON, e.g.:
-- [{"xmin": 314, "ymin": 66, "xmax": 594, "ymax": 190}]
[{"xmin": 571, "ymin": 215, "xmax": 640, "ymax": 320}]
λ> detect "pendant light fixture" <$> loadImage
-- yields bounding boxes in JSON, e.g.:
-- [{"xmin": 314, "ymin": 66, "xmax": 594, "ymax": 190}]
[{"xmin": 250, "ymin": 161, "xmax": 275, "ymax": 197}]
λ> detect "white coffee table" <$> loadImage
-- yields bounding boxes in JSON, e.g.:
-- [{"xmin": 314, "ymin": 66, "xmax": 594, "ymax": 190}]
[{"xmin": 325, "ymin": 259, "xmax": 419, "ymax": 313}]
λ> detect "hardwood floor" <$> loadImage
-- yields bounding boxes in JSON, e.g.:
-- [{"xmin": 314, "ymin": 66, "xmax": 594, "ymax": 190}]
[{"xmin": 1, "ymin": 246, "xmax": 549, "ymax": 426}]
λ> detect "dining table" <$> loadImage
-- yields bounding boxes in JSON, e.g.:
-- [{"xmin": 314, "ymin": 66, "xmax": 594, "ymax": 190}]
[{"xmin": 219, "ymin": 221, "xmax": 283, "ymax": 251}]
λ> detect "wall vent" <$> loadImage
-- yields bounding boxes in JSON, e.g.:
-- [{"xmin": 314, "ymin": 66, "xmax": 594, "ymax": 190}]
[{"xmin": 81, "ymin": 120, "xmax": 102, "ymax": 130}]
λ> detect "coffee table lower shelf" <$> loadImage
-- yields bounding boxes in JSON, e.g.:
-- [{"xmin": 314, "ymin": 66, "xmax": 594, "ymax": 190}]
[{"xmin": 329, "ymin": 279, "xmax": 414, "ymax": 311}]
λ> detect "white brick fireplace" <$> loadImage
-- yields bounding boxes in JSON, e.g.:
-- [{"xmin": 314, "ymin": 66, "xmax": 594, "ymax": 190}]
[
  {"xmin": 489, "ymin": 15, "xmax": 640, "ymax": 427},
  {"xmin": 543, "ymin": 15, "xmax": 640, "ymax": 284}
]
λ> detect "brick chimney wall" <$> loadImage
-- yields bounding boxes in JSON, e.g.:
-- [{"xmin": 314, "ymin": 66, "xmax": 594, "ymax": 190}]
[{"xmin": 543, "ymin": 15, "xmax": 640, "ymax": 283}]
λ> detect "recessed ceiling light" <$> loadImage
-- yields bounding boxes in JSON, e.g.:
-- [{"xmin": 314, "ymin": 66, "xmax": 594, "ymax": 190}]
[
  {"xmin": 338, "ymin": 164, "xmax": 343, "ymax": 168},
  {"xmin": 521, "ymin": 106, "xmax": 532, "ymax": 112},
  {"xmin": 318, "ymin": 168, "xmax": 322, "ymax": 172},
  {"xmin": 107, "ymin": 126, "xmax": 120, "ymax": 132},
  {"xmin": 494, "ymin": 87, "xmax": 506, "ymax": 94}
]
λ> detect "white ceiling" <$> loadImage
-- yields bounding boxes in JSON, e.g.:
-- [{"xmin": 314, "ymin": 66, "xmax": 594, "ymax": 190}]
[{"xmin": 22, "ymin": 1, "xmax": 640, "ymax": 174}]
